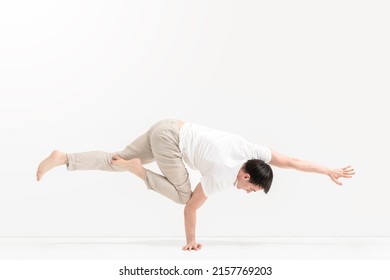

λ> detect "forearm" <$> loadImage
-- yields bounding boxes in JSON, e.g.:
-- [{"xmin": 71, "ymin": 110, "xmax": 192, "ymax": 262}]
[
  {"xmin": 290, "ymin": 158, "xmax": 330, "ymax": 175},
  {"xmin": 182, "ymin": 183, "xmax": 206, "ymax": 250},
  {"xmin": 184, "ymin": 206, "xmax": 197, "ymax": 243}
]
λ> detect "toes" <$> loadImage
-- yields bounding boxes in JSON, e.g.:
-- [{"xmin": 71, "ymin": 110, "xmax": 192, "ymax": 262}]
[
  {"xmin": 112, "ymin": 155, "xmax": 119, "ymax": 161},
  {"xmin": 111, "ymin": 155, "xmax": 124, "ymax": 165},
  {"xmin": 112, "ymin": 154, "xmax": 123, "ymax": 160}
]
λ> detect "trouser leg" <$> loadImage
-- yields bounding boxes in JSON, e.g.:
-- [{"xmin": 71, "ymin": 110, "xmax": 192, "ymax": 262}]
[
  {"xmin": 66, "ymin": 119, "xmax": 192, "ymax": 205},
  {"xmin": 66, "ymin": 131, "xmax": 154, "ymax": 172},
  {"xmin": 145, "ymin": 119, "xmax": 192, "ymax": 205}
]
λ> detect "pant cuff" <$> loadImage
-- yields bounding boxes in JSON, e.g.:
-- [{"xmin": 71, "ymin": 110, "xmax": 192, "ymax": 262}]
[
  {"xmin": 66, "ymin": 153, "xmax": 76, "ymax": 171},
  {"xmin": 144, "ymin": 170, "xmax": 153, "ymax": 190}
]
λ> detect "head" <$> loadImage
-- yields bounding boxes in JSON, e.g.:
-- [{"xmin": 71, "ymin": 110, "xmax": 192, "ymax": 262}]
[{"xmin": 235, "ymin": 159, "xmax": 273, "ymax": 194}]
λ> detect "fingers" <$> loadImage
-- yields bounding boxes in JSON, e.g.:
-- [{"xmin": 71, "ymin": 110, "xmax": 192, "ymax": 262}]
[
  {"xmin": 182, "ymin": 243, "xmax": 202, "ymax": 251},
  {"xmin": 183, "ymin": 245, "xmax": 200, "ymax": 251},
  {"xmin": 182, "ymin": 245, "xmax": 198, "ymax": 251},
  {"xmin": 330, "ymin": 175, "xmax": 342, "ymax": 185},
  {"xmin": 341, "ymin": 166, "xmax": 355, "ymax": 178},
  {"xmin": 329, "ymin": 166, "xmax": 355, "ymax": 185},
  {"xmin": 342, "ymin": 166, "xmax": 355, "ymax": 173}
]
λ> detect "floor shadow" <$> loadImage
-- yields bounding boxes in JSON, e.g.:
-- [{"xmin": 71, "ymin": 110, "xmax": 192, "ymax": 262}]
[{"xmin": 47, "ymin": 238, "xmax": 341, "ymax": 247}]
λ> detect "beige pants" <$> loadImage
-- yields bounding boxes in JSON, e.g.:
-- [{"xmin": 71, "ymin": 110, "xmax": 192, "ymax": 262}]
[{"xmin": 66, "ymin": 119, "xmax": 192, "ymax": 204}]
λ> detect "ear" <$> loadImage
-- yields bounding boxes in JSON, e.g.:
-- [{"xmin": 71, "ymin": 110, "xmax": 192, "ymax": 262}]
[{"xmin": 244, "ymin": 173, "xmax": 251, "ymax": 180}]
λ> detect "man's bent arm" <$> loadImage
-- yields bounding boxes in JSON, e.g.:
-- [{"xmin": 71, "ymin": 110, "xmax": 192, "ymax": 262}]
[
  {"xmin": 182, "ymin": 183, "xmax": 207, "ymax": 251},
  {"xmin": 269, "ymin": 149, "xmax": 355, "ymax": 185}
]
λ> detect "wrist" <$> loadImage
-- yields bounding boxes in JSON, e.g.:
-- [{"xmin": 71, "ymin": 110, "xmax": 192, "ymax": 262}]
[{"xmin": 324, "ymin": 167, "xmax": 331, "ymax": 175}]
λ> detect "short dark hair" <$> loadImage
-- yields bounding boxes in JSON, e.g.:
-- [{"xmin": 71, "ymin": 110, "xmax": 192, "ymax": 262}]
[{"xmin": 243, "ymin": 159, "xmax": 273, "ymax": 194}]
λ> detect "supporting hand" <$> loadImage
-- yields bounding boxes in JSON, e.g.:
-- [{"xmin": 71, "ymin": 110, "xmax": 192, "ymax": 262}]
[
  {"xmin": 182, "ymin": 241, "xmax": 202, "ymax": 251},
  {"xmin": 182, "ymin": 183, "xmax": 207, "ymax": 251},
  {"xmin": 327, "ymin": 166, "xmax": 355, "ymax": 185}
]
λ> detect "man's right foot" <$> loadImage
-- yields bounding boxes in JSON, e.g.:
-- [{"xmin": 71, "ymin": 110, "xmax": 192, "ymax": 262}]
[{"xmin": 36, "ymin": 150, "xmax": 67, "ymax": 181}]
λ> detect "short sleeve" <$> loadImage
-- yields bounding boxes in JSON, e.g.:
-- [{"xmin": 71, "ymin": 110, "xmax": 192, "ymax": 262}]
[{"xmin": 253, "ymin": 144, "xmax": 272, "ymax": 163}]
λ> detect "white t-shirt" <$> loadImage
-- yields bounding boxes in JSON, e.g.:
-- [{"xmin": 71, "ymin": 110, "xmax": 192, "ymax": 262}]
[{"xmin": 179, "ymin": 122, "xmax": 272, "ymax": 196}]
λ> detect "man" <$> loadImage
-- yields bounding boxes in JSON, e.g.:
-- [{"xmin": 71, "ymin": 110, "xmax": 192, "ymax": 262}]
[{"xmin": 36, "ymin": 119, "xmax": 355, "ymax": 251}]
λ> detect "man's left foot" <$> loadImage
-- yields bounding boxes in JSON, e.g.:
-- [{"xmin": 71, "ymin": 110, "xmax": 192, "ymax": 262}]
[{"xmin": 111, "ymin": 155, "xmax": 146, "ymax": 179}]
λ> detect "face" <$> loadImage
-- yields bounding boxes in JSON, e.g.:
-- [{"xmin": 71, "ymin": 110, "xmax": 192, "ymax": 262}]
[{"xmin": 235, "ymin": 168, "xmax": 263, "ymax": 194}]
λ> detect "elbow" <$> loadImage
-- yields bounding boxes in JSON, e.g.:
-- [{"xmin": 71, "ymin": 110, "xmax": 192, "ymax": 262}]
[
  {"xmin": 184, "ymin": 204, "xmax": 196, "ymax": 215},
  {"xmin": 288, "ymin": 157, "xmax": 300, "ymax": 169}
]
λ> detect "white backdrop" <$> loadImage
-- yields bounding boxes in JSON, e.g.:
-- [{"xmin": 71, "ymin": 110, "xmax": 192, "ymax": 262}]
[{"xmin": 0, "ymin": 0, "xmax": 389, "ymax": 238}]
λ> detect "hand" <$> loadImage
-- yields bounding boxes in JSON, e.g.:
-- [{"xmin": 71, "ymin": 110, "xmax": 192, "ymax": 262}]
[
  {"xmin": 328, "ymin": 165, "xmax": 355, "ymax": 185},
  {"xmin": 182, "ymin": 241, "xmax": 202, "ymax": 251}
]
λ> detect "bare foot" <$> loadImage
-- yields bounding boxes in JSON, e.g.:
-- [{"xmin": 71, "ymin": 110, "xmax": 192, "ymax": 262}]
[
  {"xmin": 111, "ymin": 155, "xmax": 146, "ymax": 180},
  {"xmin": 36, "ymin": 150, "xmax": 67, "ymax": 181}
]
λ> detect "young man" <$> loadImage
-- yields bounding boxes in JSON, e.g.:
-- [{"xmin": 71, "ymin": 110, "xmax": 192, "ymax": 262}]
[{"xmin": 36, "ymin": 119, "xmax": 355, "ymax": 251}]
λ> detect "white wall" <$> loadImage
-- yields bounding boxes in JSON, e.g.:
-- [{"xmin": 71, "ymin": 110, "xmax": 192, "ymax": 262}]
[{"xmin": 0, "ymin": 0, "xmax": 389, "ymax": 237}]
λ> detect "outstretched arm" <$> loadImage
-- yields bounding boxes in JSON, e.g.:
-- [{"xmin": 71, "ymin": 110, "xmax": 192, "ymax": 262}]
[
  {"xmin": 182, "ymin": 183, "xmax": 207, "ymax": 251},
  {"xmin": 269, "ymin": 149, "xmax": 355, "ymax": 185}
]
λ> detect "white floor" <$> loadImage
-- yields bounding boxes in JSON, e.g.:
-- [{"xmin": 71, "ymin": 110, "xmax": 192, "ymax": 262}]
[{"xmin": 1, "ymin": 237, "xmax": 390, "ymax": 260}]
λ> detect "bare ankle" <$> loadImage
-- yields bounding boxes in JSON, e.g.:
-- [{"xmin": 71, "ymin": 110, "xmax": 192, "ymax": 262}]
[
  {"xmin": 139, "ymin": 168, "xmax": 147, "ymax": 181},
  {"xmin": 128, "ymin": 158, "xmax": 146, "ymax": 180},
  {"xmin": 52, "ymin": 150, "xmax": 68, "ymax": 165}
]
